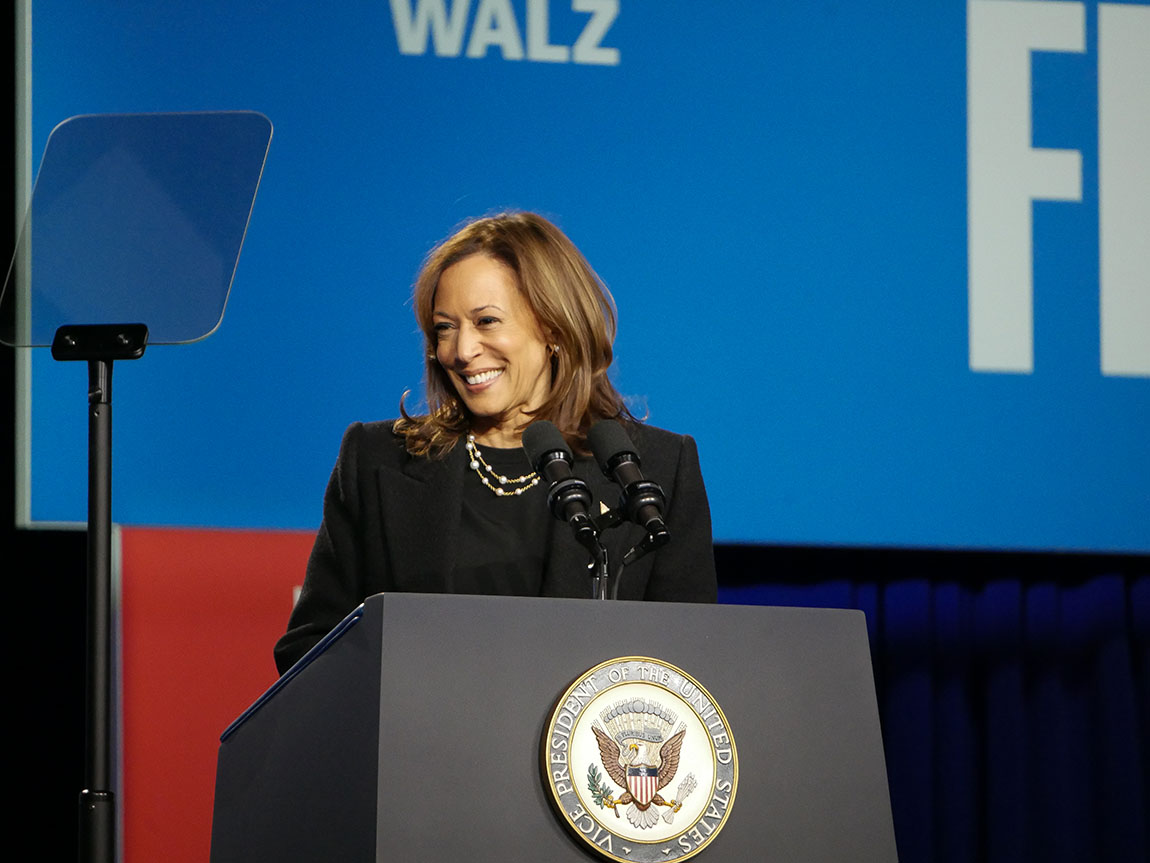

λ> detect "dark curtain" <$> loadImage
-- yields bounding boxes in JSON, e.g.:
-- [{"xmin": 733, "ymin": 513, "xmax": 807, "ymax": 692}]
[{"xmin": 717, "ymin": 547, "xmax": 1149, "ymax": 863}]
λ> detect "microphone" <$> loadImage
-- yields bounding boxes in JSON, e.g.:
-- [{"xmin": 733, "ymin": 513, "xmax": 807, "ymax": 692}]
[
  {"xmin": 587, "ymin": 420, "xmax": 669, "ymax": 539},
  {"xmin": 521, "ymin": 421, "xmax": 598, "ymax": 550}
]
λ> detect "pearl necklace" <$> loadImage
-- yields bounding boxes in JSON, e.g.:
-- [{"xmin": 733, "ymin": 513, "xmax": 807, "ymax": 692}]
[{"xmin": 466, "ymin": 433, "xmax": 541, "ymax": 497}]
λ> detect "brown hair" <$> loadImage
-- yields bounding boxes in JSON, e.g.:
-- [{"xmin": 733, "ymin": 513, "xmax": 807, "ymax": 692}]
[{"xmin": 396, "ymin": 212, "xmax": 632, "ymax": 456}]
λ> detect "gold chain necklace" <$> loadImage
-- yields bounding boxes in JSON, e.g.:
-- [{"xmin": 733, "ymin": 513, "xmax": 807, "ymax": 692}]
[{"xmin": 465, "ymin": 433, "xmax": 541, "ymax": 497}]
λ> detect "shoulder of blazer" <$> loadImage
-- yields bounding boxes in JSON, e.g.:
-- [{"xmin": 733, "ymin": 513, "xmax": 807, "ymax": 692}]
[
  {"xmin": 626, "ymin": 421, "xmax": 687, "ymax": 453},
  {"xmin": 619, "ymin": 421, "xmax": 691, "ymax": 479},
  {"xmin": 345, "ymin": 419, "xmax": 468, "ymax": 488}
]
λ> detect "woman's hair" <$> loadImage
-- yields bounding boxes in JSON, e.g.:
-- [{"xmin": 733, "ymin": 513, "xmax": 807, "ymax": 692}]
[{"xmin": 396, "ymin": 211, "xmax": 632, "ymax": 456}]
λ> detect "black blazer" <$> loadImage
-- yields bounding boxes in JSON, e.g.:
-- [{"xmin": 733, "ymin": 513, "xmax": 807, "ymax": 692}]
[{"xmin": 274, "ymin": 420, "xmax": 717, "ymax": 673}]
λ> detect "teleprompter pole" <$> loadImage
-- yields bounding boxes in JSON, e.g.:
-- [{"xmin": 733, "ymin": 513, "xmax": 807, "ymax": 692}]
[
  {"xmin": 80, "ymin": 356, "xmax": 114, "ymax": 863},
  {"xmin": 52, "ymin": 324, "xmax": 148, "ymax": 863}
]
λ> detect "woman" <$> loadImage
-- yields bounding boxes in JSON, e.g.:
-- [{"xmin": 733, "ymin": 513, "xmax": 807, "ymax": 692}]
[{"xmin": 274, "ymin": 213, "xmax": 716, "ymax": 674}]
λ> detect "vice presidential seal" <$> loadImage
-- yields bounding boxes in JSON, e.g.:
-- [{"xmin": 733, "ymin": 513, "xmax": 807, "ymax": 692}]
[{"xmin": 542, "ymin": 657, "xmax": 738, "ymax": 862}]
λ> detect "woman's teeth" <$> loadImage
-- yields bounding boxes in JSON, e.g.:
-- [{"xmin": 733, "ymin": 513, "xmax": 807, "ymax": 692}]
[{"xmin": 465, "ymin": 369, "xmax": 503, "ymax": 385}]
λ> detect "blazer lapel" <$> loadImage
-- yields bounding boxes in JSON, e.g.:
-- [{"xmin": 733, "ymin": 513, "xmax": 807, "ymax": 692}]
[{"xmin": 377, "ymin": 442, "xmax": 466, "ymax": 591}]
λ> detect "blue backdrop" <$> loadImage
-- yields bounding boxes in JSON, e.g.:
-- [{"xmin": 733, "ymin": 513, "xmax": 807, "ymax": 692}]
[
  {"xmin": 21, "ymin": 0, "xmax": 1149, "ymax": 551},
  {"xmin": 11, "ymin": 6, "xmax": 1148, "ymax": 862}
]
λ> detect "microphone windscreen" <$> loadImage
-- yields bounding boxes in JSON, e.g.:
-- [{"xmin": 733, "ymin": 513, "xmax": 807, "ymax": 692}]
[
  {"xmin": 522, "ymin": 420, "xmax": 571, "ymax": 468},
  {"xmin": 587, "ymin": 420, "xmax": 637, "ymax": 473}
]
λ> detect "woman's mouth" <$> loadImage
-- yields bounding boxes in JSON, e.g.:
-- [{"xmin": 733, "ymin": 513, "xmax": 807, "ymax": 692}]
[{"xmin": 463, "ymin": 368, "xmax": 504, "ymax": 387}]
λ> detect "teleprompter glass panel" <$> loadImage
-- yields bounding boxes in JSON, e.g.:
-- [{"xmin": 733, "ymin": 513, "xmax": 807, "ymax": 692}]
[{"xmin": 2, "ymin": 111, "xmax": 272, "ymax": 347}]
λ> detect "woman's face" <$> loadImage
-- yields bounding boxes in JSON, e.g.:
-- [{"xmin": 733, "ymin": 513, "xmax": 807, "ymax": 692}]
[{"xmin": 433, "ymin": 254, "xmax": 552, "ymax": 446}]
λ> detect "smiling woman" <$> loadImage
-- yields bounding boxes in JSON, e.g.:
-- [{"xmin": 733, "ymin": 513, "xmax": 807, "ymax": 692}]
[
  {"xmin": 431, "ymin": 255, "xmax": 553, "ymax": 448},
  {"xmin": 273, "ymin": 212, "xmax": 718, "ymax": 674},
  {"xmin": 402, "ymin": 211, "xmax": 626, "ymax": 456}
]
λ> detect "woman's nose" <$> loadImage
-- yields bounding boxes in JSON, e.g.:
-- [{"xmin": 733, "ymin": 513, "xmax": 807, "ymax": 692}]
[{"xmin": 455, "ymin": 326, "xmax": 481, "ymax": 364}]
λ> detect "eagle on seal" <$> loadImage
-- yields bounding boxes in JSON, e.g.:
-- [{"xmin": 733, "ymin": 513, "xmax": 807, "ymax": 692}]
[{"xmin": 592, "ymin": 723, "xmax": 686, "ymax": 828}]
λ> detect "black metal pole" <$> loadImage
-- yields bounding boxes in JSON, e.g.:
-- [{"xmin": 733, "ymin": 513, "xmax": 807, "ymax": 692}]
[
  {"xmin": 80, "ymin": 357, "xmax": 114, "ymax": 863},
  {"xmin": 592, "ymin": 546, "xmax": 610, "ymax": 599},
  {"xmin": 51, "ymin": 324, "xmax": 146, "ymax": 863}
]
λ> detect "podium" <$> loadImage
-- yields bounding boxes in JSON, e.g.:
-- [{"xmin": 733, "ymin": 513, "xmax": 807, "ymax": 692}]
[{"xmin": 211, "ymin": 594, "xmax": 898, "ymax": 861}]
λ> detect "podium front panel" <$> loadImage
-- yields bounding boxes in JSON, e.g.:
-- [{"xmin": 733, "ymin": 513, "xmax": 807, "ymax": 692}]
[{"xmin": 212, "ymin": 594, "xmax": 897, "ymax": 862}]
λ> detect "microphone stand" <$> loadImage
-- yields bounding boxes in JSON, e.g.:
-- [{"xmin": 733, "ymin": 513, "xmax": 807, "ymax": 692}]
[
  {"xmin": 590, "ymin": 545, "xmax": 611, "ymax": 600},
  {"xmin": 526, "ymin": 421, "xmax": 671, "ymax": 600},
  {"xmin": 588, "ymin": 506, "xmax": 670, "ymax": 600}
]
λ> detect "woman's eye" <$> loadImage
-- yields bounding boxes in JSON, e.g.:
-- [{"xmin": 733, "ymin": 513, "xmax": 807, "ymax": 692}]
[
  {"xmin": 477, "ymin": 316, "xmax": 499, "ymax": 326},
  {"xmin": 433, "ymin": 322, "xmax": 452, "ymax": 337}
]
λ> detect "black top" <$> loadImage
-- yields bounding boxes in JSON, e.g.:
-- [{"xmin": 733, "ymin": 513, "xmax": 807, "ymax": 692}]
[{"xmin": 453, "ymin": 443, "xmax": 549, "ymax": 595}]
